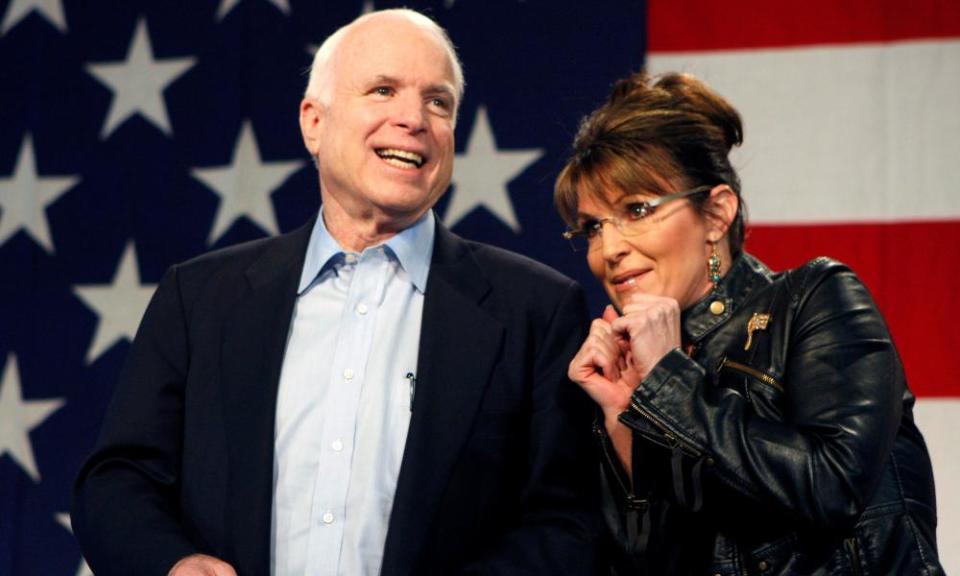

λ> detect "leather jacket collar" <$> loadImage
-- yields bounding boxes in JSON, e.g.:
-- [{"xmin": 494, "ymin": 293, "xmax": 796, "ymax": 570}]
[{"xmin": 681, "ymin": 252, "xmax": 774, "ymax": 345}]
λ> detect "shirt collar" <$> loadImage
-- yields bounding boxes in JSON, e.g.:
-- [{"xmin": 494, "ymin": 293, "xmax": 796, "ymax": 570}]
[
  {"xmin": 383, "ymin": 209, "xmax": 435, "ymax": 294},
  {"xmin": 298, "ymin": 208, "xmax": 435, "ymax": 294}
]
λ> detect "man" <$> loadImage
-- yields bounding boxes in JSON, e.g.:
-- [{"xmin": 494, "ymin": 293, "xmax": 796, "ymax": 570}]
[{"xmin": 72, "ymin": 9, "xmax": 598, "ymax": 576}]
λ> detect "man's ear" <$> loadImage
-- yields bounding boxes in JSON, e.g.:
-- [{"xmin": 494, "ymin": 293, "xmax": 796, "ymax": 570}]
[
  {"xmin": 299, "ymin": 98, "xmax": 324, "ymax": 157},
  {"xmin": 704, "ymin": 184, "xmax": 739, "ymax": 242}
]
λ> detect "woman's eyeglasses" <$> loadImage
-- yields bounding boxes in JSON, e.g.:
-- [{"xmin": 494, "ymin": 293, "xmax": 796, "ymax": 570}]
[{"xmin": 562, "ymin": 185, "xmax": 713, "ymax": 252}]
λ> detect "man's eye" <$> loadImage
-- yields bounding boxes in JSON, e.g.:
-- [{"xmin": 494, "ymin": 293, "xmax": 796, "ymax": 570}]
[
  {"xmin": 429, "ymin": 97, "xmax": 454, "ymax": 116},
  {"xmin": 373, "ymin": 86, "xmax": 393, "ymax": 96},
  {"xmin": 625, "ymin": 202, "xmax": 652, "ymax": 220}
]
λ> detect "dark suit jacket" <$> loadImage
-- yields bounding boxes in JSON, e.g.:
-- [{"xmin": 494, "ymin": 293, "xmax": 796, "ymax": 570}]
[{"xmin": 72, "ymin": 216, "xmax": 599, "ymax": 576}]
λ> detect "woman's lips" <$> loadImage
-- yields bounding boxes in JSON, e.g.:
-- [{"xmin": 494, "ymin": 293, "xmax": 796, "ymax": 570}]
[{"xmin": 610, "ymin": 270, "xmax": 649, "ymax": 292}]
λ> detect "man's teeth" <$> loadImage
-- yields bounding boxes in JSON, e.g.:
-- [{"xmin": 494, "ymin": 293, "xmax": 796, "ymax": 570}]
[{"xmin": 376, "ymin": 148, "xmax": 424, "ymax": 168}]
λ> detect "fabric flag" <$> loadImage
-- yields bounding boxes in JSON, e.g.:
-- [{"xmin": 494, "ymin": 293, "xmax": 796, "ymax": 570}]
[{"xmin": 1, "ymin": 0, "xmax": 957, "ymax": 573}]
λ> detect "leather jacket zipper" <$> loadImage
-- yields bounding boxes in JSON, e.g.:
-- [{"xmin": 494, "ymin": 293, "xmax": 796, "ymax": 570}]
[
  {"xmin": 594, "ymin": 421, "xmax": 642, "ymax": 505},
  {"xmin": 629, "ymin": 399, "xmax": 701, "ymax": 457},
  {"xmin": 844, "ymin": 537, "xmax": 864, "ymax": 576},
  {"xmin": 718, "ymin": 357, "xmax": 783, "ymax": 392}
]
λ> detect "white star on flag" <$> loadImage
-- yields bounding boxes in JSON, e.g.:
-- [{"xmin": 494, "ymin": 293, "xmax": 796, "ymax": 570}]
[
  {"xmin": 217, "ymin": 0, "xmax": 290, "ymax": 20},
  {"xmin": 0, "ymin": 0, "xmax": 66, "ymax": 35},
  {"xmin": 446, "ymin": 106, "xmax": 543, "ymax": 232},
  {"xmin": 193, "ymin": 121, "xmax": 303, "ymax": 244},
  {"xmin": 0, "ymin": 354, "xmax": 65, "ymax": 482},
  {"xmin": 86, "ymin": 18, "xmax": 195, "ymax": 138},
  {"xmin": 0, "ymin": 134, "xmax": 77, "ymax": 252},
  {"xmin": 74, "ymin": 242, "xmax": 157, "ymax": 363},
  {"xmin": 54, "ymin": 513, "xmax": 94, "ymax": 576}
]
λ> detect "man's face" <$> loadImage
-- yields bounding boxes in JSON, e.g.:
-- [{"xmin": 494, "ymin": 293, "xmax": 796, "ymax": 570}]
[{"xmin": 302, "ymin": 17, "xmax": 458, "ymax": 228}]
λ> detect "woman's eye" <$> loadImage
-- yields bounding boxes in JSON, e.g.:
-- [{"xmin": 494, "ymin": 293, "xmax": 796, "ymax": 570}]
[
  {"xmin": 625, "ymin": 203, "xmax": 652, "ymax": 220},
  {"xmin": 580, "ymin": 220, "xmax": 602, "ymax": 238}
]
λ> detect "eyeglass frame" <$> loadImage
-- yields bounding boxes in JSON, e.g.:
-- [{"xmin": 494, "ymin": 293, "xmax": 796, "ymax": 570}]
[{"xmin": 561, "ymin": 185, "xmax": 715, "ymax": 251}]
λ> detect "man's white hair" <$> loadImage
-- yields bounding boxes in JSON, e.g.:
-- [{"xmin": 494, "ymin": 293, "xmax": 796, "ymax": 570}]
[{"xmin": 304, "ymin": 9, "xmax": 465, "ymax": 107}]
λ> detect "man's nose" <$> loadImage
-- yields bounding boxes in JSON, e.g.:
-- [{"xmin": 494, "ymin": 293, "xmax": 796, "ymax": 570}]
[{"xmin": 392, "ymin": 95, "xmax": 428, "ymax": 132}]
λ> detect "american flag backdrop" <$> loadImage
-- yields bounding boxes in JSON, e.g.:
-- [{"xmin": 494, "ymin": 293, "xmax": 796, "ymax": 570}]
[{"xmin": 0, "ymin": 0, "xmax": 957, "ymax": 574}]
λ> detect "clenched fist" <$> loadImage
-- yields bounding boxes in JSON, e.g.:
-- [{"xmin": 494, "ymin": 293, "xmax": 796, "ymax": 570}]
[{"xmin": 168, "ymin": 554, "xmax": 237, "ymax": 576}]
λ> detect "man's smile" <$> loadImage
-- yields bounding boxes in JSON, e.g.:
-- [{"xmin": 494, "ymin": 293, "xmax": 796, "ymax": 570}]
[{"xmin": 376, "ymin": 148, "xmax": 425, "ymax": 168}]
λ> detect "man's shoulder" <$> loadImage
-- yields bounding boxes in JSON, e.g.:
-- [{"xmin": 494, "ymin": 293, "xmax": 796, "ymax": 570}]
[
  {"xmin": 179, "ymin": 234, "xmax": 281, "ymax": 272},
  {"xmin": 448, "ymin": 236, "xmax": 589, "ymax": 343},
  {"xmin": 459, "ymin": 237, "xmax": 576, "ymax": 291},
  {"xmin": 448, "ymin": 236, "xmax": 587, "ymax": 323},
  {"xmin": 169, "ymin": 219, "xmax": 313, "ymax": 293}
]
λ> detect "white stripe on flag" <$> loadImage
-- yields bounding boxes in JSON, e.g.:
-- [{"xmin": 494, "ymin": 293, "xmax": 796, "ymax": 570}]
[
  {"xmin": 648, "ymin": 39, "xmax": 960, "ymax": 223},
  {"xmin": 915, "ymin": 398, "xmax": 960, "ymax": 571}
]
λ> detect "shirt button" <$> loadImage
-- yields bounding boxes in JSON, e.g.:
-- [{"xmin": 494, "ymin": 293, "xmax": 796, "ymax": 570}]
[
  {"xmin": 322, "ymin": 512, "xmax": 334, "ymax": 524},
  {"xmin": 344, "ymin": 253, "xmax": 357, "ymax": 264},
  {"xmin": 757, "ymin": 560, "xmax": 769, "ymax": 571},
  {"xmin": 709, "ymin": 300, "xmax": 726, "ymax": 315},
  {"xmin": 343, "ymin": 368, "xmax": 355, "ymax": 380},
  {"xmin": 331, "ymin": 439, "xmax": 344, "ymax": 452},
  {"xmin": 356, "ymin": 303, "xmax": 368, "ymax": 315}
]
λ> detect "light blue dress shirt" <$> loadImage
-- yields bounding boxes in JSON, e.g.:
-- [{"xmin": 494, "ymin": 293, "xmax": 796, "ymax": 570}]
[{"xmin": 270, "ymin": 209, "xmax": 434, "ymax": 576}]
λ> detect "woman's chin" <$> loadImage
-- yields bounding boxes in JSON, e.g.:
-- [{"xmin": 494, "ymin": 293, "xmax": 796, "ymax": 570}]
[
  {"xmin": 605, "ymin": 284, "xmax": 640, "ymax": 310},
  {"xmin": 606, "ymin": 279, "xmax": 671, "ymax": 309}
]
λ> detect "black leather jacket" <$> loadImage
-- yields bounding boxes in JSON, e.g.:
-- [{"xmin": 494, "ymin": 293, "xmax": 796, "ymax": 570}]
[{"xmin": 599, "ymin": 253, "xmax": 943, "ymax": 575}]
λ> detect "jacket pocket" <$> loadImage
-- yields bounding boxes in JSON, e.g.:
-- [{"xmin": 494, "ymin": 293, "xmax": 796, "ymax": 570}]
[
  {"xmin": 716, "ymin": 357, "xmax": 785, "ymax": 420},
  {"xmin": 717, "ymin": 357, "xmax": 783, "ymax": 392}
]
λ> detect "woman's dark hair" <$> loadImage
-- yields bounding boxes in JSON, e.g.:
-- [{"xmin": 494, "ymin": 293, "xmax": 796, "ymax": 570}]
[{"xmin": 555, "ymin": 71, "xmax": 747, "ymax": 255}]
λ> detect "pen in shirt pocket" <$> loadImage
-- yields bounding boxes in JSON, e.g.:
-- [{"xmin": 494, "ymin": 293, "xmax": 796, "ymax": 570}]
[{"xmin": 405, "ymin": 372, "xmax": 417, "ymax": 411}]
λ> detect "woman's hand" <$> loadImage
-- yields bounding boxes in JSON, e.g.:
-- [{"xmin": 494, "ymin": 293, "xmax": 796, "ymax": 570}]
[
  {"xmin": 611, "ymin": 292, "xmax": 682, "ymax": 380},
  {"xmin": 168, "ymin": 554, "xmax": 237, "ymax": 576},
  {"xmin": 569, "ymin": 296, "xmax": 681, "ymax": 476},
  {"xmin": 569, "ymin": 305, "xmax": 642, "ymax": 474},
  {"xmin": 569, "ymin": 305, "xmax": 641, "ymax": 420}
]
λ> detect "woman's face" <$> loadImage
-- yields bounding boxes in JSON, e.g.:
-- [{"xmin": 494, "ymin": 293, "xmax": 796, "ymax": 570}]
[{"xmin": 577, "ymin": 187, "xmax": 719, "ymax": 312}]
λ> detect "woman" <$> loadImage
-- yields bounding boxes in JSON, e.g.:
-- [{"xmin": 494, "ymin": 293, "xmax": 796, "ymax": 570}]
[{"xmin": 556, "ymin": 72, "xmax": 943, "ymax": 575}]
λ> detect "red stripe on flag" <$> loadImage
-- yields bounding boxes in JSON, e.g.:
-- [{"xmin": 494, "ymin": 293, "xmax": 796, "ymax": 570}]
[
  {"xmin": 746, "ymin": 220, "xmax": 959, "ymax": 397},
  {"xmin": 649, "ymin": 0, "xmax": 960, "ymax": 52}
]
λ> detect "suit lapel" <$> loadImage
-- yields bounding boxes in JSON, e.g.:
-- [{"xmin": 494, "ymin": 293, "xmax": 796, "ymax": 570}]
[
  {"xmin": 381, "ymin": 224, "xmax": 505, "ymax": 576},
  {"xmin": 219, "ymin": 218, "xmax": 314, "ymax": 575}
]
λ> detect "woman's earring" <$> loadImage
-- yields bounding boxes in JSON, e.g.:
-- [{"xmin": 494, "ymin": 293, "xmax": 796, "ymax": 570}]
[{"xmin": 708, "ymin": 242, "xmax": 722, "ymax": 291}]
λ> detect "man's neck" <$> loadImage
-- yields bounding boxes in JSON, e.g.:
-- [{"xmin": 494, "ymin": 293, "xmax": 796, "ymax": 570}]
[{"xmin": 320, "ymin": 194, "xmax": 420, "ymax": 253}]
